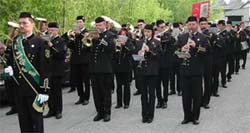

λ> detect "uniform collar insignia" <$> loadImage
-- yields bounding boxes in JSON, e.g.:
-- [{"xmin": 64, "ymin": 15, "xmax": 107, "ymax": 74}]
[{"xmin": 23, "ymin": 33, "xmax": 34, "ymax": 40}]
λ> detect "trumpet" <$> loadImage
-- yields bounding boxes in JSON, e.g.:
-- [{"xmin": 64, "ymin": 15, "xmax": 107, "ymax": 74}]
[
  {"xmin": 6, "ymin": 21, "xmax": 20, "ymax": 45},
  {"xmin": 107, "ymin": 21, "xmax": 115, "ymax": 30},
  {"xmin": 82, "ymin": 30, "xmax": 99, "ymax": 47},
  {"xmin": 133, "ymin": 29, "xmax": 143, "ymax": 40},
  {"xmin": 115, "ymin": 39, "xmax": 122, "ymax": 53},
  {"xmin": 67, "ymin": 24, "xmax": 82, "ymax": 41},
  {"xmin": 126, "ymin": 22, "xmax": 134, "ymax": 32},
  {"xmin": 115, "ymin": 35, "xmax": 128, "ymax": 53},
  {"xmin": 67, "ymin": 29, "xmax": 76, "ymax": 40}
]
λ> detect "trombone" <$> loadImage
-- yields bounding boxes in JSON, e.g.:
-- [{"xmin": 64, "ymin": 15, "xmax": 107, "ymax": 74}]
[
  {"xmin": 35, "ymin": 17, "xmax": 47, "ymax": 36},
  {"xmin": 6, "ymin": 21, "xmax": 20, "ymax": 45}
]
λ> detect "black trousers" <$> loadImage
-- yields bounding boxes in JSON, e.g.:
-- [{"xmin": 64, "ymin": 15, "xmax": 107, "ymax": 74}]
[
  {"xmin": 91, "ymin": 74, "xmax": 112, "ymax": 115},
  {"xmin": 5, "ymin": 79, "xmax": 17, "ymax": 110},
  {"xmin": 235, "ymin": 53, "xmax": 241, "ymax": 73},
  {"xmin": 241, "ymin": 50, "xmax": 248, "ymax": 68},
  {"xmin": 111, "ymin": 73, "xmax": 115, "ymax": 91},
  {"xmin": 170, "ymin": 62, "xmax": 181, "ymax": 93},
  {"xmin": 141, "ymin": 76, "xmax": 157, "ymax": 119},
  {"xmin": 220, "ymin": 59, "xmax": 227, "ymax": 86},
  {"xmin": 71, "ymin": 63, "xmax": 90, "ymax": 101},
  {"xmin": 48, "ymin": 76, "xmax": 63, "ymax": 114},
  {"xmin": 202, "ymin": 57, "xmax": 212, "ymax": 105},
  {"xmin": 156, "ymin": 68, "xmax": 170, "ymax": 104},
  {"xmin": 226, "ymin": 54, "xmax": 234, "ymax": 80},
  {"xmin": 16, "ymin": 95, "xmax": 43, "ymax": 133},
  {"xmin": 180, "ymin": 75, "xmax": 202, "ymax": 121},
  {"xmin": 69, "ymin": 64, "xmax": 76, "ymax": 90},
  {"xmin": 135, "ymin": 68, "xmax": 143, "ymax": 93},
  {"xmin": 211, "ymin": 63, "xmax": 220, "ymax": 95},
  {"xmin": 115, "ymin": 72, "xmax": 131, "ymax": 106}
]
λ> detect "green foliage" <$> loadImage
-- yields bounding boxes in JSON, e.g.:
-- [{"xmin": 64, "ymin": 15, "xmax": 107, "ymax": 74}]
[
  {"xmin": 0, "ymin": 0, "xmax": 23, "ymax": 39},
  {"xmin": 209, "ymin": 0, "xmax": 224, "ymax": 21},
  {"xmin": 0, "ymin": 0, "xmax": 223, "ymax": 40},
  {"xmin": 158, "ymin": 0, "xmax": 223, "ymax": 23}
]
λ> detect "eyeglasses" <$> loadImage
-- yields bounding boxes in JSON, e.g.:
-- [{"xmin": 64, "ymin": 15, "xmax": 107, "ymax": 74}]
[{"xmin": 19, "ymin": 21, "xmax": 31, "ymax": 26}]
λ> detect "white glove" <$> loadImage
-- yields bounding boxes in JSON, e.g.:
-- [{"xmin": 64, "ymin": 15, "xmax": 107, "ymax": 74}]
[
  {"xmin": 4, "ymin": 66, "xmax": 13, "ymax": 76},
  {"xmin": 37, "ymin": 94, "xmax": 49, "ymax": 104}
]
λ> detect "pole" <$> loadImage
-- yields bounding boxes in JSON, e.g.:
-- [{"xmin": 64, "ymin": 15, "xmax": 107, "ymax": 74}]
[{"xmin": 63, "ymin": 0, "xmax": 66, "ymax": 33}]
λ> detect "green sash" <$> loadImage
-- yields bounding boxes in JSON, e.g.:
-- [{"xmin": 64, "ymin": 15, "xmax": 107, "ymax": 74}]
[{"xmin": 16, "ymin": 36, "xmax": 40, "ymax": 85}]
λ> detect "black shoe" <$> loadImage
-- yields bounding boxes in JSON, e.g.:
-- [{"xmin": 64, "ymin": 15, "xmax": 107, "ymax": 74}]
[
  {"xmin": 93, "ymin": 114, "xmax": 103, "ymax": 121},
  {"xmin": 242, "ymin": 66, "xmax": 246, "ymax": 69},
  {"xmin": 67, "ymin": 88, "xmax": 75, "ymax": 93},
  {"xmin": 177, "ymin": 92, "xmax": 182, "ymax": 96},
  {"xmin": 169, "ymin": 91, "xmax": 176, "ymax": 95},
  {"xmin": 55, "ymin": 113, "xmax": 62, "ymax": 119},
  {"xmin": 43, "ymin": 112, "xmax": 55, "ymax": 118},
  {"xmin": 115, "ymin": 105, "xmax": 122, "ymax": 109},
  {"xmin": 103, "ymin": 114, "xmax": 111, "ymax": 122},
  {"xmin": 142, "ymin": 117, "xmax": 148, "ymax": 123},
  {"xmin": 213, "ymin": 93, "xmax": 220, "ymax": 97},
  {"xmin": 6, "ymin": 109, "xmax": 17, "ymax": 116},
  {"xmin": 75, "ymin": 98, "xmax": 83, "ymax": 105},
  {"xmin": 124, "ymin": 105, "xmax": 129, "ymax": 109},
  {"xmin": 162, "ymin": 102, "xmax": 167, "ymax": 109},
  {"xmin": 227, "ymin": 79, "xmax": 232, "ymax": 82},
  {"xmin": 181, "ymin": 119, "xmax": 192, "ymax": 124},
  {"xmin": 82, "ymin": 100, "xmax": 89, "ymax": 105},
  {"xmin": 156, "ymin": 103, "xmax": 162, "ymax": 108},
  {"xmin": 222, "ymin": 85, "xmax": 227, "ymax": 88},
  {"xmin": 147, "ymin": 118, "xmax": 153, "ymax": 123},
  {"xmin": 133, "ymin": 91, "xmax": 141, "ymax": 96},
  {"xmin": 202, "ymin": 104, "xmax": 210, "ymax": 109},
  {"xmin": 193, "ymin": 120, "xmax": 200, "ymax": 125},
  {"xmin": 235, "ymin": 72, "xmax": 239, "ymax": 75}
]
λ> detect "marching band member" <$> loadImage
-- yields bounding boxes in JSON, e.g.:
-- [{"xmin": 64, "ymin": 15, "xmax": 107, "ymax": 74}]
[
  {"xmin": 43, "ymin": 22, "xmax": 66, "ymax": 119},
  {"xmin": 90, "ymin": 17, "xmax": 116, "ymax": 122},
  {"xmin": 155, "ymin": 19, "xmax": 176, "ymax": 109},
  {"xmin": 238, "ymin": 22, "xmax": 250, "ymax": 70},
  {"xmin": 9, "ymin": 12, "xmax": 50, "ymax": 133},
  {"xmin": 217, "ymin": 20, "xmax": 232, "ymax": 88},
  {"xmin": 139, "ymin": 24, "xmax": 161, "ymax": 123},
  {"xmin": 114, "ymin": 28, "xmax": 134, "ymax": 109},
  {"xmin": 68, "ymin": 16, "xmax": 90, "ymax": 105},
  {"xmin": 176, "ymin": 16, "xmax": 209, "ymax": 125}
]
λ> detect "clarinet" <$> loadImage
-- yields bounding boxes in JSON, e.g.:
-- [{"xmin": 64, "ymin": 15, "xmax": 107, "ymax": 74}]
[{"xmin": 137, "ymin": 38, "xmax": 147, "ymax": 68}]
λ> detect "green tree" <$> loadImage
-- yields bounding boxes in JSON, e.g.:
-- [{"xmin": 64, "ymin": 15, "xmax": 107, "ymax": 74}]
[
  {"xmin": 158, "ymin": 0, "xmax": 223, "ymax": 22},
  {"xmin": 0, "ymin": 0, "xmax": 223, "ymax": 40}
]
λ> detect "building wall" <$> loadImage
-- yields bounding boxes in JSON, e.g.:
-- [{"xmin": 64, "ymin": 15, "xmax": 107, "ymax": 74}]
[{"xmin": 224, "ymin": 7, "xmax": 250, "ymax": 23}]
